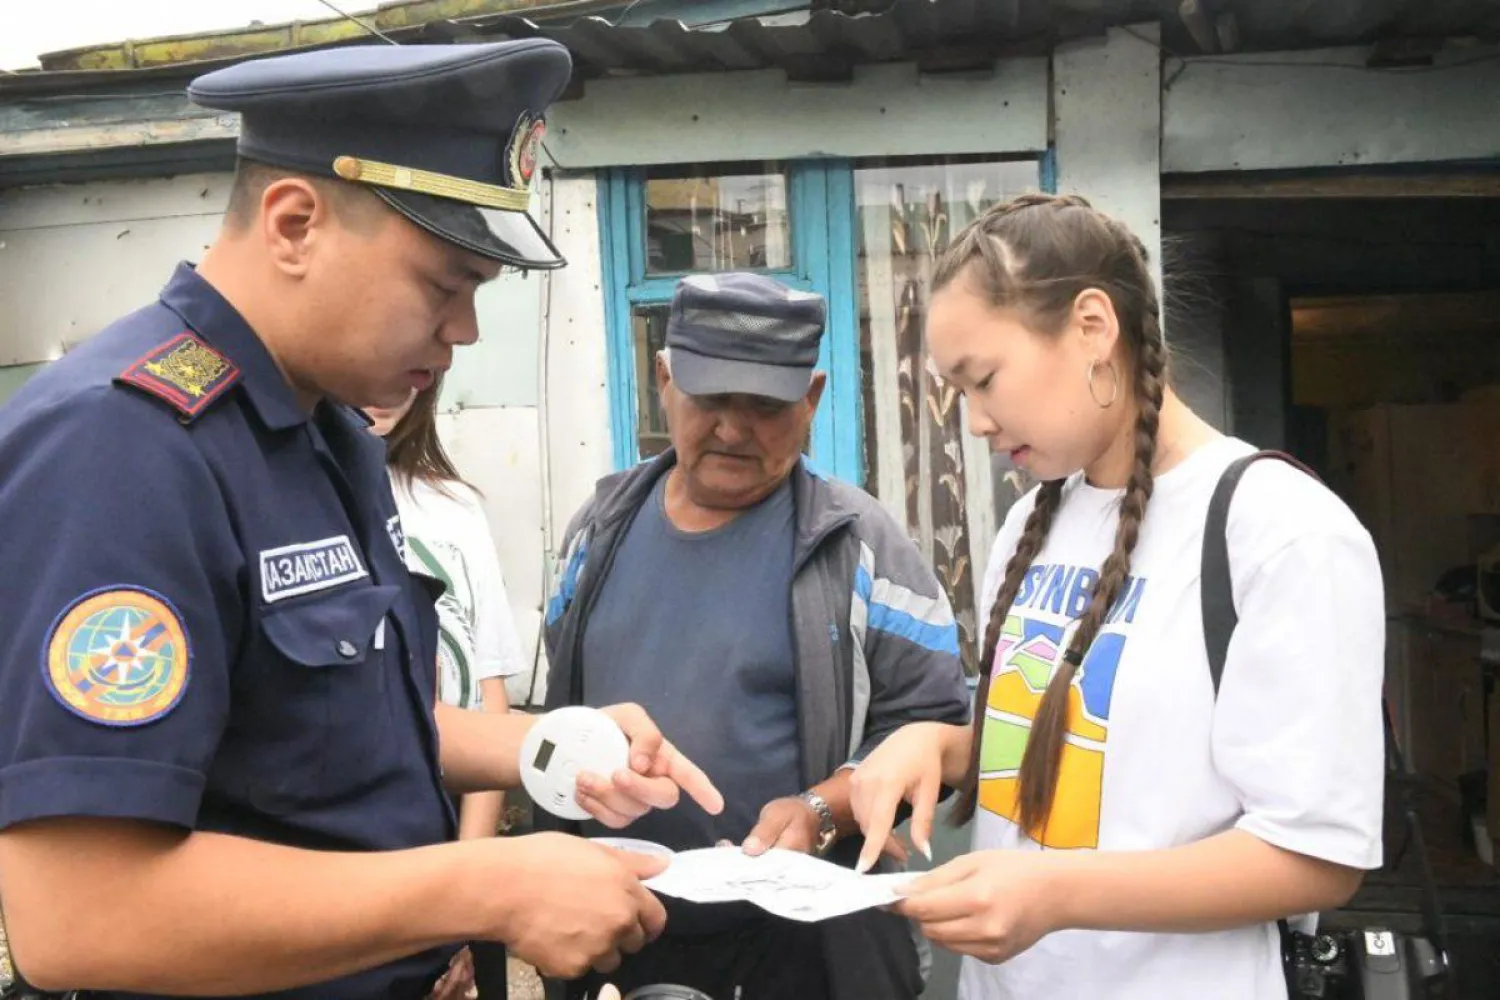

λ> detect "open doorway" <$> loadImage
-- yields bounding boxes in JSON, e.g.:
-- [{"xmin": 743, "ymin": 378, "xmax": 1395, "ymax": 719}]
[{"xmin": 1165, "ymin": 185, "xmax": 1500, "ymax": 997}]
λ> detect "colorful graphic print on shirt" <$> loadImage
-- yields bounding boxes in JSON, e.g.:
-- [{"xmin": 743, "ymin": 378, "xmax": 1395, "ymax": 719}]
[{"xmin": 979, "ymin": 562, "xmax": 1147, "ymax": 849}]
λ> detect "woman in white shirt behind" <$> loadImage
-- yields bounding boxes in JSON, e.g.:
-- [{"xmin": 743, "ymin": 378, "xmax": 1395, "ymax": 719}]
[{"xmin": 367, "ymin": 377, "xmax": 530, "ymax": 1000}]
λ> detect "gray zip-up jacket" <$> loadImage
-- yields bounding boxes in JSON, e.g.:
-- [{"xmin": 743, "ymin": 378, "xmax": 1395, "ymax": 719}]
[
  {"xmin": 544, "ymin": 449, "xmax": 970, "ymax": 788},
  {"xmin": 541, "ymin": 450, "xmax": 970, "ymax": 999}
]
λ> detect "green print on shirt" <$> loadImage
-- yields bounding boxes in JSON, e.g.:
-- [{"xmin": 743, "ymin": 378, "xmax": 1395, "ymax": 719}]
[{"xmin": 408, "ymin": 535, "xmax": 474, "ymax": 709}]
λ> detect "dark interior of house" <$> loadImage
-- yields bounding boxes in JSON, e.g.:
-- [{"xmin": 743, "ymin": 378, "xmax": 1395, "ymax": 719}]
[{"xmin": 1166, "ymin": 187, "xmax": 1500, "ymax": 998}]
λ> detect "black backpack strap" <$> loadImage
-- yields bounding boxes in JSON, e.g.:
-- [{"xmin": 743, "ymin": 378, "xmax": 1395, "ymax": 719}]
[
  {"xmin": 1199, "ymin": 449, "xmax": 1323, "ymax": 993},
  {"xmin": 1201, "ymin": 449, "xmax": 1319, "ymax": 694}
]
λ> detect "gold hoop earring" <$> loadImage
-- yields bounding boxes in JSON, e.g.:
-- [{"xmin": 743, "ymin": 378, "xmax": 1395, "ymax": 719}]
[{"xmin": 1087, "ymin": 359, "xmax": 1119, "ymax": 409}]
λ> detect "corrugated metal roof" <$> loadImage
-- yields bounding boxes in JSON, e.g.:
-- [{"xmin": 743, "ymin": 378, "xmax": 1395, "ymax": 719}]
[
  {"xmin": 464, "ymin": 1, "xmax": 1057, "ymax": 80},
  {"xmin": 2, "ymin": 0, "xmax": 1498, "ymax": 97},
  {"xmin": 462, "ymin": 4, "xmax": 1050, "ymax": 80},
  {"xmin": 411, "ymin": 0, "xmax": 1500, "ymax": 82}
]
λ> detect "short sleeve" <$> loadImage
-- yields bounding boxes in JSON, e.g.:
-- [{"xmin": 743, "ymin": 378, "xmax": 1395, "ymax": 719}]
[
  {"xmin": 0, "ymin": 391, "xmax": 238, "ymax": 831},
  {"xmin": 1213, "ymin": 464, "xmax": 1386, "ymax": 870},
  {"xmin": 459, "ymin": 490, "xmax": 528, "ymax": 684}
]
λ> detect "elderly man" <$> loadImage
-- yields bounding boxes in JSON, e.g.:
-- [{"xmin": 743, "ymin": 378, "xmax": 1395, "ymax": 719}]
[{"xmin": 543, "ymin": 272, "xmax": 971, "ymax": 1000}]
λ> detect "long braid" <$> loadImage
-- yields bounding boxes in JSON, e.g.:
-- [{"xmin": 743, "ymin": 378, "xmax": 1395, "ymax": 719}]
[
  {"xmin": 952, "ymin": 479, "xmax": 1063, "ymax": 825},
  {"xmin": 1015, "ymin": 273, "xmax": 1167, "ymax": 836}
]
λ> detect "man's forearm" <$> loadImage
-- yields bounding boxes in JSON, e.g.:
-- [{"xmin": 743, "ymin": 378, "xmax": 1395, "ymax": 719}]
[
  {"xmin": 437, "ymin": 701, "xmax": 537, "ymax": 794},
  {"xmin": 0, "ymin": 818, "xmax": 502, "ymax": 994},
  {"xmin": 455, "ymin": 679, "xmax": 511, "ymax": 838}
]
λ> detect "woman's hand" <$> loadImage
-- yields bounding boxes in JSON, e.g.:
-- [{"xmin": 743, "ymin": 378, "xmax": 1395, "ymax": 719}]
[
  {"xmin": 849, "ymin": 721, "xmax": 967, "ymax": 872},
  {"xmin": 892, "ymin": 850, "xmax": 1068, "ymax": 965}
]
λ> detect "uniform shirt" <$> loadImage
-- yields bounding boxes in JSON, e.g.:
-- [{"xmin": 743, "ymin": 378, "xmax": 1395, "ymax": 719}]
[
  {"xmin": 0, "ymin": 263, "xmax": 458, "ymax": 1000},
  {"xmin": 963, "ymin": 436, "xmax": 1386, "ymax": 1000},
  {"xmin": 390, "ymin": 475, "xmax": 528, "ymax": 710}
]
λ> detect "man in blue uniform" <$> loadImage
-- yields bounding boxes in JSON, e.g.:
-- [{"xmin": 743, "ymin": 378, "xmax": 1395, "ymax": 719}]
[{"xmin": 0, "ymin": 39, "xmax": 721, "ymax": 1000}]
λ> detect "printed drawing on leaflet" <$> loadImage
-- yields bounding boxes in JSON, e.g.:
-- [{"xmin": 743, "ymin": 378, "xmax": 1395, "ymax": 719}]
[
  {"xmin": 725, "ymin": 851, "xmax": 837, "ymax": 919},
  {"xmin": 645, "ymin": 846, "xmax": 916, "ymax": 923},
  {"xmin": 978, "ymin": 563, "xmax": 1146, "ymax": 849}
]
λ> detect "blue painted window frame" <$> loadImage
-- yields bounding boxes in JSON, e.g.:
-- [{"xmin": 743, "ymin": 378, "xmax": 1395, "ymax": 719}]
[
  {"xmin": 599, "ymin": 160, "xmax": 862, "ymax": 484},
  {"xmin": 599, "ymin": 148, "xmax": 1055, "ymax": 482}
]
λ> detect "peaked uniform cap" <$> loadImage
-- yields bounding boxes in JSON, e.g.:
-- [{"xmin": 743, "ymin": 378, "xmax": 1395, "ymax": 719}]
[{"xmin": 189, "ymin": 39, "xmax": 572, "ymax": 269}]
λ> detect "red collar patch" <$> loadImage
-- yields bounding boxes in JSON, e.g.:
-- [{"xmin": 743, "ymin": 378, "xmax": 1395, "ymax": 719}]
[{"xmin": 116, "ymin": 332, "xmax": 241, "ymax": 422}]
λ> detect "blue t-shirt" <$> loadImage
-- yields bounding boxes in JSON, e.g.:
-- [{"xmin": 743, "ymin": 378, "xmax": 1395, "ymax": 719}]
[{"xmin": 581, "ymin": 473, "xmax": 800, "ymax": 850}]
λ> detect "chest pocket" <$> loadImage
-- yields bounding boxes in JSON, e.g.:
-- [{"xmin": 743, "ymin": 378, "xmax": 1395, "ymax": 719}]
[
  {"xmin": 262, "ymin": 584, "xmax": 401, "ymax": 667},
  {"xmin": 226, "ymin": 583, "xmax": 407, "ymax": 815}
]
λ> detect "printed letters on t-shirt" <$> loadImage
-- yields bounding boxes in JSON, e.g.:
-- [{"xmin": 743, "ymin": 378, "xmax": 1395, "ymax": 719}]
[{"xmin": 979, "ymin": 563, "xmax": 1146, "ymax": 849}]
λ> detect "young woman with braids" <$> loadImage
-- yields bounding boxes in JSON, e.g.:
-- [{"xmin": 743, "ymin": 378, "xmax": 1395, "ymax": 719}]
[{"xmin": 849, "ymin": 194, "xmax": 1386, "ymax": 999}]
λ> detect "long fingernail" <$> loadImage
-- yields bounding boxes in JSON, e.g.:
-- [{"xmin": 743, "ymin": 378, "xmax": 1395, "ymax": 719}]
[
  {"xmin": 919, "ymin": 840, "xmax": 933, "ymax": 862},
  {"xmin": 855, "ymin": 855, "xmax": 873, "ymax": 874}
]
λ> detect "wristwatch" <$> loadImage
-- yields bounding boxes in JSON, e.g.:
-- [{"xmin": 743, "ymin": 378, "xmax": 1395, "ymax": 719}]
[{"xmin": 797, "ymin": 789, "xmax": 838, "ymax": 856}]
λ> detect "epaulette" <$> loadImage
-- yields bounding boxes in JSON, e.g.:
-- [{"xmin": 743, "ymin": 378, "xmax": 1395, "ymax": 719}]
[{"xmin": 114, "ymin": 331, "xmax": 241, "ymax": 423}]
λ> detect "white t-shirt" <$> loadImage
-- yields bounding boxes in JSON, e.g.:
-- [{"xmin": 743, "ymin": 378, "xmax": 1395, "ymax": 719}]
[
  {"xmin": 390, "ymin": 475, "xmax": 527, "ymax": 710},
  {"xmin": 962, "ymin": 436, "xmax": 1386, "ymax": 1000}
]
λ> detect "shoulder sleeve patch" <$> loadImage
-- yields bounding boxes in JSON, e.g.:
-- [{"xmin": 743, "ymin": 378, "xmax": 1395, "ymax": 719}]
[
  {"xmin": 115, "ymin": 332, "xmax": 241, "ymax": 421},
  {"xmin": 45, "ymin": 585, "xmax": 191, "ymax": 727}
]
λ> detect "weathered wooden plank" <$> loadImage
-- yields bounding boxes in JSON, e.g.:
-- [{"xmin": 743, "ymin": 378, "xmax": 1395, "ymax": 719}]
[
  {"xmin": 0, "ymin": 172, "xmax": 232, "ymax": 231},
  {"xmin": 541, "ymin": 173, "xmax": 613, "ymax": 557},
  {"xmin": 1164, "ymin": 170, "xmax": 1500, "ymax": 200},
  {"xmin": 42, "ymin": 21, "xmax": 371, "ymax": 72},
  {"xmin": 0, "ymin": 91, "xmax": 207, "ymax": 132},
  {"xmin": 1055, "ymin": 24, "xmax": 1162, "ymax": 297},
  {"xmin": 547, "ymin": 59, "xmax": 1049, "ymax": 168},
  {"xmin": 0, "ymin": 207, "xmax": 221, "ymax": 366},
  {"xmin": 0, "ymin": 115, "xmax": 239, "ymax": 158},
  {"xmin": 1162, "ymin": 42, "xmax": 1500, "ymax": 174}
]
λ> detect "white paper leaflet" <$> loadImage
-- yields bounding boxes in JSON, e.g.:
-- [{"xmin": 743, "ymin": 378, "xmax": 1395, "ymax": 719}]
[{"xmin": 638, "ymin": 846, "xmax": 920, "ymax": 923}]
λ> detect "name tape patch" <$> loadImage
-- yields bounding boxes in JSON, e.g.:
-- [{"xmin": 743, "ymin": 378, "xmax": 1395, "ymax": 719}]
[{"xmin": 260, "ymin": 535, "xmax": 368, "ymax": 603}]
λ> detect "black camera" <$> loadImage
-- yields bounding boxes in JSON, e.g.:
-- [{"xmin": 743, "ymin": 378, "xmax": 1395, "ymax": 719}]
[{"xmin": 1285, "ymin": 927, "xmax": 1447, "ymax": 1000}]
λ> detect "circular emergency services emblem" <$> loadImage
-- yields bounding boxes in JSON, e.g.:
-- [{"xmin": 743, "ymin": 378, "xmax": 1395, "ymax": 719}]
[
  {"xmin": 45, "ymin": 587, "xmax": 190, "ymax": 727},
  {"xmin": 508, "ymin": 116, "xmax": 546, "ymax": 187}
]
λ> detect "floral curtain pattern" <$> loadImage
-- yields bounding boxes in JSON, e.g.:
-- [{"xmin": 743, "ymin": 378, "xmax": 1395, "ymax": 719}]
[{"xmin": 856, "ymin": 159, "xmax": 1040, "ymax": 674}]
